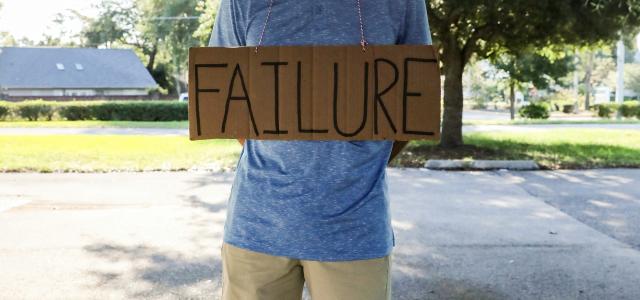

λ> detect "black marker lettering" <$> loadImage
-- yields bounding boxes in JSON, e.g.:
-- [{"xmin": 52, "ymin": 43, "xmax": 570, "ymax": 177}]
[
  {"xmin": 222, "ymin": 64, "xmax": 259, "ymax": 136},
  {"xmin": 296, "ymin": 61, "xmax": 328, "ymax": 134},
  {"xmin": 403, "ymin": 58, "xmax": 437, "ymax": 136},
  {"xmin": 262, "ymin": 62, "xmax": 289, "ymax": 135},
  {"xmin": 333, "ymin": 62, "xmax": 369, "ymax": 137},
  {"xmin": 195, "ymin": 64, "xmax": 227, "ymax": 136},
  {"xmin": 374, "ymin": 59, "xmax": 398, "ymax": 135}
]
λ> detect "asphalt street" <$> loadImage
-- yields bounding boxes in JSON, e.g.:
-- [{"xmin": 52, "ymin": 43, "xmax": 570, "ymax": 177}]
[{"xmin": 1, "ymin": 169, "xmax": 639, "ymax": 300}]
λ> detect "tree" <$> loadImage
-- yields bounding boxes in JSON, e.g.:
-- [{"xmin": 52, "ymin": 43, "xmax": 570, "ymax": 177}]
[
  {"xmin": 625, "ymin": 43, "xmax": 638, "ymax": 63},
  {"xmin": 82, "ymin": 1, "xmax": 132, "ymax": 48},
  {"xmin": 81, "ymin": 0, "xmax": 202, "ymax": 95},
  {"xmin": 427, "ymin": 0, "xmax": 640, "ymax": 148},
  {"xmin": 142, "ymin": 0, "xmax": 201, "ymax": 95},
  {"xmin": 627, "ymin": 64, "xmax": 640, "ymax": 95},
  {"xmin": 0, "ymin": 32, "xmax": 16, "ymax": 46},
  {"xmin": 493, "ymin": 48, "xmax": 574, "ymax": 119},
  {"xmin": 575, "ymin": 48, "xmax": 617, "ymax": 109},
  {"xmin": 193, "ymin": 0, "xmax": 218, "ymax": 46},
  {"xmin": 0, "ymin": 0, "xmax": 13, "ymax": 46}
]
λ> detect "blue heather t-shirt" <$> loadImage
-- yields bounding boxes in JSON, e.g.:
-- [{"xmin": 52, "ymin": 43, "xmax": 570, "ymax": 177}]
[{"xmin": 210, "ymin": 0, "xmax": 432, "ymax": 261}]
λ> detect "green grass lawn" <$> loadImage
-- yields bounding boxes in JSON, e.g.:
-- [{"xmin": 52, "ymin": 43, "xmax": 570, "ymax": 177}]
[
  {"xmin": 394, "ymin": 129, "xmax": 640, "ymax": 169},
  {"xmin": 464, "ymin": 119, "xmax": 640, "ymax": 126},
  {"xmin": 1, "ymin": 129, "xmax": 639, "ymax": 172},
  {"xmin": 0, "ymin": 121, "xmax": 189, "ymax": 129},
  {"xmin": 0, "ymin": 135, "xmax": 240, "ymax": 172}
]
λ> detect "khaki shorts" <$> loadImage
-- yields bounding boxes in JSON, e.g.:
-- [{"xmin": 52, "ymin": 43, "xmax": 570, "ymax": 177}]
[{"xmin": 220, "ymin": 242, "xmax": 392, "ymax": 300}]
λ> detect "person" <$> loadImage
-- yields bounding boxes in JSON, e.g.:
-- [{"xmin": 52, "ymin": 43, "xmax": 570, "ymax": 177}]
[{"xmin": 208, "ymin": 0, "xmax": 432, "ymax": 299}]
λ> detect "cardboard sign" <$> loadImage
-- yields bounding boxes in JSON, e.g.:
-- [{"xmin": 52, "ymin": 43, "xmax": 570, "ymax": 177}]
[{"xmin": 188, "ymin": 45, "xmax": 441, "ymax": 141}]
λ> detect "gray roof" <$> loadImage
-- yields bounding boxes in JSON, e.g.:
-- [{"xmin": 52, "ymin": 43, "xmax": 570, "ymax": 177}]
[{"xmin": 0, "ymin": 47, "xmax": 157, "ymax": 89}]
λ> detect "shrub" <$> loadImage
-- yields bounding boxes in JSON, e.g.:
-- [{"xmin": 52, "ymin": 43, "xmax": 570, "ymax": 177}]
[
  {"xmin": 3, "ymin": 100, "xmax": 188, "ymax": 121},
  {"xmin": 58, "ymin": 103, "xmax": 94, "ymax": 121},
  {"xmin": 0, "ymin": 101, "xmax": 12, "ymax": 120},
  {"xmin": 594, "ymin": 103, "xmax": 619, "ymax": 118},
  {"xmin": 518, "ymin": 102, "xmax": 550, "ymax": 119},
  {"xmin": 544, "ymin": 90, "xmax": 580, "ymax": 112},
  {"xmin": 562, "ymin": 104, "xmax": 575, "ymax": 114},
  {"xmin": 90, "ymin": 101, "xmax": 187, "ymax": 121},
  {"xmin": 15, "ymin": 100, "xmax": 56, "ymax": 121},
  {"xmin": 619, "ymin": 101, "xmax": 640, "ymax": 119}
]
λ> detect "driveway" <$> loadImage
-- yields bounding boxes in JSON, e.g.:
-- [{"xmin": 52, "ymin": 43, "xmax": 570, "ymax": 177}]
[{"xmin": 1, "ymin": 169, "xmax": 639, "ymax": 299}]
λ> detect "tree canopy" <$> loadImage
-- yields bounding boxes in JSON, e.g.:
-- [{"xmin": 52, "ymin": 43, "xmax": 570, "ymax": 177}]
[
  {"xmin": 493, "ymin": 48, "xmax": 575, "ymax": 118},
  {"xmin": 428, "ymin": 0, "xmax": 640, "ymax": 148},
  {"xmin": 80, "ymin": 0, "xmax": 209, "ymax": 95}
]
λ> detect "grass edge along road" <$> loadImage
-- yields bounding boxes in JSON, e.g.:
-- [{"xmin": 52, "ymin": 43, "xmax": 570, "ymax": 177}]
[
  {"xmin": 0, "ymin": 121, "xmax": 189, "ymax": 129},
  {"xmin": 395, "ymin": 129, "xmax": 640, "ymax": 170},
  {"xmin": 1, "ymin": 128, "xmax": 639, "ymax": 172},
  {"xmin": 464, "ymin": 119, "xmax": 640, "ymax": 126},
  {"xmin": 0, "ymin": 135, "xmax": 240, "ymax": 173},
  {"xmin": 1, "ymin": 119, "xmax": 640, "ymax": 128}
]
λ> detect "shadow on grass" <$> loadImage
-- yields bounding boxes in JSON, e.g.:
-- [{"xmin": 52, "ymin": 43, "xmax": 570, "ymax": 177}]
[{"xmin": 394, "ymin": 137, "xmax": 640, "ymax": 170}]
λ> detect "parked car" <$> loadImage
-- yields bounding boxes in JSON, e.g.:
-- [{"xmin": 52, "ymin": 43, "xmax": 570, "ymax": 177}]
[{"xmin": 179, "ymin": 93, "xmax": 189, "ymax": 102}]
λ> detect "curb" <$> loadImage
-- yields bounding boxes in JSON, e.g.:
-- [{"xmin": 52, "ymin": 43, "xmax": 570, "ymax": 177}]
[{"xmin": 425, "ymin": 160, "xmax": 540, "ymax": 171}]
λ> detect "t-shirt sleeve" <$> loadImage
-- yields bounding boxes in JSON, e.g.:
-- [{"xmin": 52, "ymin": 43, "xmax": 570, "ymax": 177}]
[
  {"xmin": 208, "ymin": 0, "xmax": 246, "ymax": 47},
  {"xmin": 397, "ymin": 0, "xmax": 433, "ymax": 45}
]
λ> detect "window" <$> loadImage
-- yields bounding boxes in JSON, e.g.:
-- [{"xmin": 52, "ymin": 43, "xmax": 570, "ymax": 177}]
[
  {"xmin": 56, "ymin": 63, "xmax": 65, "ymax": 70},
  {"xmin": 75, "ymin": 63, "xmax": 84, "ymax": 71}
]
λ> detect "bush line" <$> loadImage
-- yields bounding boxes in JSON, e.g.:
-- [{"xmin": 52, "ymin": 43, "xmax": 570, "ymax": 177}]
[
  {"xmin": 593, "ymin": 101, "xmax": 640, "ymax": 119},
  {"xmin": 0, "ymin": 100, "xmax": 188, "ymax": 121},
  {"xmin": 1, "ymin": 99, "xmax": 638, "ymax": 122}
]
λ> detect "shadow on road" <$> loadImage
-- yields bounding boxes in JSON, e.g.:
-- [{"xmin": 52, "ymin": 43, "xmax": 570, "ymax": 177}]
[{"xmin": 84, "ymin": 243, "xmax": 222, "ymax": 298}]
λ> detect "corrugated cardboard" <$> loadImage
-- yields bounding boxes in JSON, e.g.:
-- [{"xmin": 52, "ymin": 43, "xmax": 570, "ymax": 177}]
[{"xmin": 188, "ymin": 45, "xmax": 440, "ymax": 141}]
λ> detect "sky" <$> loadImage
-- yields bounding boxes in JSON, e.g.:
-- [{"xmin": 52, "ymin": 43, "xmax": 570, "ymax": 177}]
[{"xmin": 0, "ymin": 0, "xmax": 100, "ymax": 42}]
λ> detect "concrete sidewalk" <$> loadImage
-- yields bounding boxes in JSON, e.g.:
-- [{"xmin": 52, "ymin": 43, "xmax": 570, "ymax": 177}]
[{"xmin": 0, "ymin": 169, "xmax": 639, "ymax": 299}]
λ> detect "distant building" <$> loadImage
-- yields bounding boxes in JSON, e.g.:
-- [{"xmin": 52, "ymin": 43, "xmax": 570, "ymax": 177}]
[
  {"xmin": 0, "ymin": 47, "xmax": 157, "ymax": 100},
  {"xmin": 594, "ymin": 86, "xmax": 612, "ymax": 104}
]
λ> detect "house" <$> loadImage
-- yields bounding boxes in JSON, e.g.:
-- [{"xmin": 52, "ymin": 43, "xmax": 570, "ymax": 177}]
[{"xmin": 0, "ymin": 47, "xmax": 157, "ymax": 100}]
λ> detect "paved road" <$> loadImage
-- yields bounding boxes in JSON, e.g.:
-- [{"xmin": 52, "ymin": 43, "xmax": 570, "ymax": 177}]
[
  {"xmin": 463, "ymin": 110, "xmax": 601, "ymax": 122},
  {"xmin": 1, "ymin": 123, "xmax": 639, "ymax": 137},
  {"xmin": 1, "ymin": 169, "xmax": 639, "ymax": 300}
]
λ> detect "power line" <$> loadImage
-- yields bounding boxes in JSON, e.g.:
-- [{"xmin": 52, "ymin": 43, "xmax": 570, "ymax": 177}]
[{"xmin": 150, "ymin": 16, "xmax": 200, "ymax": 21}]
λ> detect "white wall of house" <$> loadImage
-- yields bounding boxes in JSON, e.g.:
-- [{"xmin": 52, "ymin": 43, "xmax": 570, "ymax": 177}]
[
  {"xmin": 64, "ymin": 89, "xmax": 98, "ymax": 97},
  {"xmin": 102, "ymin": 89, "xmax": 147, "ymax": 96},
  {"xmin": 5, "ymin": 89, "xmax": 65, "ymax": 97},
  {"xmin": 2, "ymin": 88, "xmax": 148, "ymax": 97}
]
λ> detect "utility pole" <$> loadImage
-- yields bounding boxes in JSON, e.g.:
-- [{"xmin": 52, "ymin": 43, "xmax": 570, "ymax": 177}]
[{"xmin": 615, "ymin": 39, "xmax": 625, "ymax": 119}]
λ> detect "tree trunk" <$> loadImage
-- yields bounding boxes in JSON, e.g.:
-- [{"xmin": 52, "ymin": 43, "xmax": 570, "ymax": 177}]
[
  {"xmin": 146, "ymin": 43, "xmax": 158, "ymax": 72},
  {"xmin": 439, "ymin": 47, "xmax": 465, "ymax": 148},
  {"xmin": 510, "ymin": 82, "xmax": 516, "ymax": 120},
  {"xmin": 584, "ymin": 51, "xmax": 593, "ymax": 110},
  {"xmin": 173, "ymin": 55, "xmax": 183, "ymax": 96}
]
